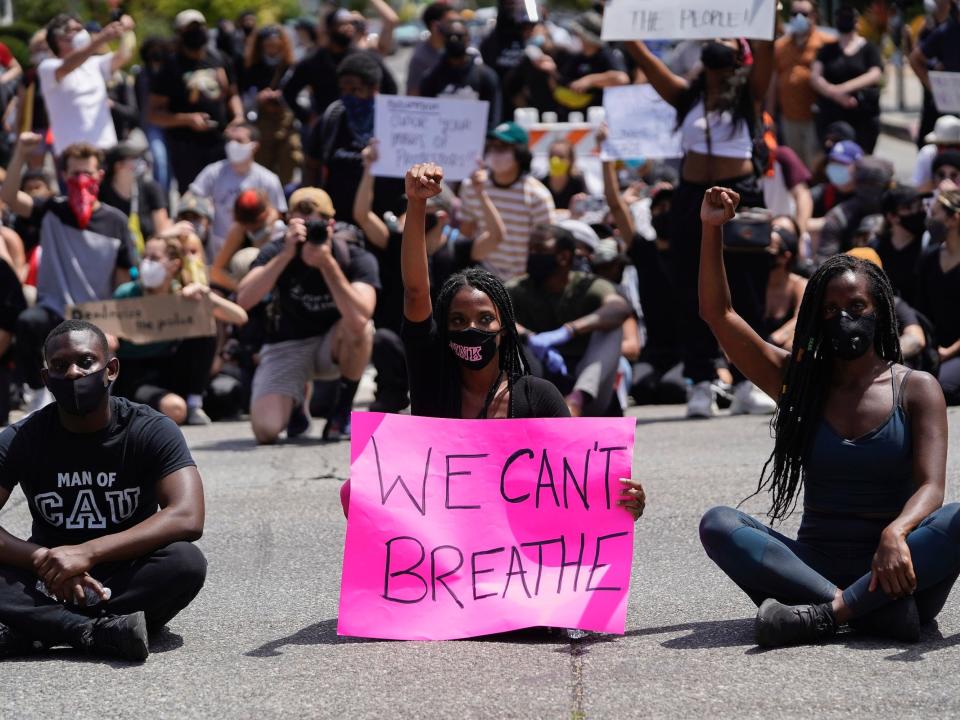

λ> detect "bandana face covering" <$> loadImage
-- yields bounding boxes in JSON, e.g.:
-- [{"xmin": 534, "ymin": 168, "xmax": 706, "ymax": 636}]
[{"xmin": 66, "ymin": 174, "xmax": 99, "ymax": 229}]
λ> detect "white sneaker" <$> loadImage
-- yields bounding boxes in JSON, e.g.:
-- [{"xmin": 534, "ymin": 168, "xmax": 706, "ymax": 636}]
[
  {"xmin": 686, "ymin": 380, "xmax": 717, "ymax": 418},
  {"xmin": 23, "ymin": 386, "xmax": 53, "ymax": 417},
  {"xmin": 730, "ymin": 381, "xmax": 778, "ymax": 415},
  {"xmin": 186, "ymin": 406, "xmax": 212, "ymax": 425}
]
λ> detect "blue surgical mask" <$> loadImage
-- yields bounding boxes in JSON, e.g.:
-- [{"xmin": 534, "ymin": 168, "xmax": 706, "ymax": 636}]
[
  {"xmin": 826, "ymin": 162, "xmax": 851, "ymax": 187},
  {"xmin": 788, "ymin": 13, "xmax": 811, "ymax": 36}
]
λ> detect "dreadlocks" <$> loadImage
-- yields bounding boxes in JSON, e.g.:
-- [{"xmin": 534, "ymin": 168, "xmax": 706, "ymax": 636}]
[
  {"xmin": 433, "ymin": 267, "xmax": 530, "ymax": 418},
  {"xmin": 747, "ymin": 254, "xmax": 902, "ymax": 522}
]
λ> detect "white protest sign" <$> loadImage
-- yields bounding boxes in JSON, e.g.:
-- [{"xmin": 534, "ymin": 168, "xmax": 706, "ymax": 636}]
[
  {"xmin": 371, "ymin": 95, "xmax": 489, "ymax": 182},
  {"xmin": 601, "ymin": 0, "xmax": 776, "ymax": 41},
  {"xmin": 601, "ymin": 84, "xmax": 682, "ymax": 160},
  {"xmin": 930, "ymin": 71, "xmax": 960, "ymax": 115}
]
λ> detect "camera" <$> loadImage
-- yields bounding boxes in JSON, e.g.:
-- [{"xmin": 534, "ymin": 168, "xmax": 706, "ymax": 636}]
[{"xmin": 305, "ymin": 219, "xmax": 328, "ymax": 245}]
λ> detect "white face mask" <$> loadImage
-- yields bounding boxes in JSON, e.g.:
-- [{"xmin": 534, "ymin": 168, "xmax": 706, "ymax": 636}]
[
  {"xmin": 226, "ymin": 140, "xmax": 255, "ymax": 165},
  {"xmin": 485, "ymin": 150, "xmax": 515, "ymax": 175},
  {"xmin": 139, "ymin": 258, "xmax": 169, "ymax": 289},
  {"xmin": 71, "ymin": 29, "xmax": 91, "ymax": 51},
  {"xmin": 788, "ymin": 13, "xmax": 810, "ymax": 36}
]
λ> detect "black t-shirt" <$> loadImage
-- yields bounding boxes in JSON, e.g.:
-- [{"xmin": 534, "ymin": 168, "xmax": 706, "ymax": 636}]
[
  {"xmin": 915, "ymin": 246, "xmax": 960, "ymax": 347},
  {"xmin": 419, "ymin": 58, "xmax": 502, "ymax": 128},
  {"xmin": 99, "ymin": 178, "xmax": 168, "ymax": 240},
  {"xmin": 871, "ymin": 233, "xmax": 921, "ymax": 305},
  {"xmin": 627, "ymin": 234, "xmax": 680, "ymax": 368},
  {"xmin": 0, "ymin": 259, "xmax": 26, "ymax": 337},
  {"xmin": 251, "ymin": 236, "xmax": 381, "ymax": 344},
  {"xmin": 921, "ymin": 16, "xmax": 960, "ymax": 73},
  {"xmin": 151, "ymin": 49, "xmax": 235, "ymax": 142},
  {"xmin": 0, "ymin": 397, "xmax": 195, "ymax": 548},
  {"xmin": 815, "ymin": 41, "xmax": 882, "ymax": 115},
  {"xmin": 536, "ymin": 174, "xmax": 587, "ymax": 210},
  {"xmin": 372, "ymin": 230, "xmax": 404, "ymax": 333},
  {"xmin": 557, "ymin": 47, "xmax": 627, "ymax": 109},
  {"xmin": 401, "ymin": 313, "xmax": 570, "ymax": 419}
]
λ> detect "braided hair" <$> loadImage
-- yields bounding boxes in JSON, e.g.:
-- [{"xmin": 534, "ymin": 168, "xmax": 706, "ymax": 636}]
[
  {"xmin": 746, "ymin": 255, "xmax": 902, "ymax": 522},
  {"xmin": 433, "ymin": 267, "xmax": 530, "ymax": 418}
]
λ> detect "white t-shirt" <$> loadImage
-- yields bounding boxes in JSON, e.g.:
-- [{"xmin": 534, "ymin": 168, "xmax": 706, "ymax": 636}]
[
  {"xmin": 912, "ymin": 144, "xmax": 938, "ymax": 188},
  {"xmin": 38, "ymin": 53, "xmax": 118, "ymax": 155}
]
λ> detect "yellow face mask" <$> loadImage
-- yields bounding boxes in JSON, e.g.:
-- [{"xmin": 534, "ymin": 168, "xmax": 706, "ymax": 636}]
[{"xmin": 549, "ymin": 156, "xmax": 571, "ymax": 178}]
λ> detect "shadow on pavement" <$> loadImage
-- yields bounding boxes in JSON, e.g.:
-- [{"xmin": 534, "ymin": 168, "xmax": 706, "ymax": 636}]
[
  {"xmin": 188, "ymin": 438, "xmax": 262, "ymax": 452},
  {"xmin": 245, "ymin": 619, "xmax": 381, "ymax": 657}
]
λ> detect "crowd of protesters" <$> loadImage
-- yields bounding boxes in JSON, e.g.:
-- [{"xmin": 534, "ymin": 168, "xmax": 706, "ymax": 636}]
[{"xmin": 0, "ymin": 0, "xmax": 957, "ymax": 443}]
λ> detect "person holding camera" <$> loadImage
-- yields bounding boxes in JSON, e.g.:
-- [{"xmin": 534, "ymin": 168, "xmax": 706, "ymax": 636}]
[{"xmin": 236, "ymin": 188, "xmax": 379, "ymax": 444}]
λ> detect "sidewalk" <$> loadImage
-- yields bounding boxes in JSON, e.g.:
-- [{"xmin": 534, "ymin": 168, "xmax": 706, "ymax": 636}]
[{"xmin": 880, "ymin": 61, "xmax": 923, "ymax": 144}]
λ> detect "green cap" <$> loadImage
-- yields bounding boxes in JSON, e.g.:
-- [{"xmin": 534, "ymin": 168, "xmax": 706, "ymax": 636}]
[{"xmin": 488, "ymin": 121, "xmax": 529, "ymax": 146}]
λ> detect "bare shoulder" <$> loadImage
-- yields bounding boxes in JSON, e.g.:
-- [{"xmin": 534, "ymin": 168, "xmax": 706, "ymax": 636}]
[{"xmin": 901, "ymin": 367, "xmax": 946, "ymax": 415}]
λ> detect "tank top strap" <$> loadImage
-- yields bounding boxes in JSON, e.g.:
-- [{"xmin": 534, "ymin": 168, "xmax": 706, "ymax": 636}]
[{"xmin": 894, "ymin": 367, "xmax": 913, "ymax": 410}]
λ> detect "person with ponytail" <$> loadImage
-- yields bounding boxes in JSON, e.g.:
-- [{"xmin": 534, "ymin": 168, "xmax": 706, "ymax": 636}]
[
  {"xmin": 696, "ymin": 186, "xmax": 960, "ymax": 648},
  {"xmin": 339, "ymin": 163, "xmax": 646, "ymax": 521}
]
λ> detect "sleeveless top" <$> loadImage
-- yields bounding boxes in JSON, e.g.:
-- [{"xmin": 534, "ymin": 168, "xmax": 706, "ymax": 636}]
[
  {"xmin": 803, "ymin": 367, "xmax": 914, "ymax": 515},
  {"xmin": 679, "ymin": 101, "xmax": 753, "ymax": 159}
]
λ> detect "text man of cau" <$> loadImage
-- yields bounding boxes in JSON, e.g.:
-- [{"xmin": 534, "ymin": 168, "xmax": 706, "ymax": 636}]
[{"xmin": 0, "ymin": 320, "xmax": 206, "ymax": 662}]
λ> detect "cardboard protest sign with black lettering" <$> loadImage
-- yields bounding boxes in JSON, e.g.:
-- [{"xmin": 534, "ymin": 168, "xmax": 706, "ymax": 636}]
[
  {"xmin": 371, "ymin": 95, "xmax": 489, "ymax": 182},
  {"xmin": 602, "ymin": 84, "xmax": 682, "ymax": 160},
  {"xmin": 338, "ymin": 413, "xmax": 637, "ymax": 640},
  {"xmin": 930, "ymin": 72, "xmax": 960, "ymax": 114},
  {"xmin": 66, "ymin": 295, "xmax": 217, "ymax": 344},
  {"xmin": 601, "ymin": 0, "xmax": 776, "ymax": 41}
]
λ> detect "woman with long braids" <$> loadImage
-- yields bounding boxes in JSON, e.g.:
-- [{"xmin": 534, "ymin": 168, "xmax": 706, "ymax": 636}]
[
  {"xmin": 338, "ymin": 163, "xmax": 646, "ymax": 523},
  {"xmin": 697, "ymin": 186, "xmax": 960, "ymax": 647}
]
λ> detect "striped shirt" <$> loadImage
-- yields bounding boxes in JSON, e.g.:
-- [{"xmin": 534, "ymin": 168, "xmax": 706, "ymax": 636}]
[{"xmin": 458, "ymin": 175, "xmax": 554, "ymax": 280}]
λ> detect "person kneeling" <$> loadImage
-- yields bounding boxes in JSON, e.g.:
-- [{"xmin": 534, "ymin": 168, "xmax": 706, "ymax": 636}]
[
  {"xmin": 509, "ymin": 224, "xmax": 631, "ymax": 416},
  {"xmin": 0, "ymin": 320, "xmax": 206, "ymax": 662},
  {"xmin": 236, "ymin": 189, "xmax": 379, "ymax": 443}
]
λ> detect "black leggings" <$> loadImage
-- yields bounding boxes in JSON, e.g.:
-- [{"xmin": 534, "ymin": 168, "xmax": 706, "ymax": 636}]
[
  {"xmin": 116, "ymin": 337, "xmax": 218, "ymax": 409},
  {"xmin": 938, "ymin": 357, "xmax": 960, "ymax": 406},
  {"xmin": 669, "ymin": 176, "xmax": 771, "ymax": 384},
  {"xmin": 15, "ymin": 305, "xmax": 62, "ymax": 389},
  {"xmin": 700, "ymin": 505, "xmax": 960, "ymax": 621},
  {"xmin": 0, "ymin": 541, "xmax": 206, "ymax": 646}
]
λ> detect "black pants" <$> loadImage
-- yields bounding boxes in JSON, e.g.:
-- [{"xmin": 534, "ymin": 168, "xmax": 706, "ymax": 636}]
[
  {"xmin": 372, "ymin": 327, "xmax": 408, "ymax": 400},
  {"xmin": 116, "ymin": 337, "xmax": 218, "ymax": 408},
  {"xmin": 167, "ymin": 136, "xmax": 226, "ymax": 192},
  {"xmin": 0, "ymin": 541, "xmax": 206, "ymax": 646},
  {"xmin": 669, "ymin": 177, "xmax": 771, "ymax": 384},
  {"xmin": 15, "ymin": 306, "xmax": 62, "ymax": 390},
  {"xmin": 939, "ymin": 357, "xmax": 960, "ymax": 406}
]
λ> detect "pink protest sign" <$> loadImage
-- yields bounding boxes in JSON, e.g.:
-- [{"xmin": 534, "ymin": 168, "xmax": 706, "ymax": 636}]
[{"xmin": 338, "ymin": 412, "xmax": 637, "ymax": 640}]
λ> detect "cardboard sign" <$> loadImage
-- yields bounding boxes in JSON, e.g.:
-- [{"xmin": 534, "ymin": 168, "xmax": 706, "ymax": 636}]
[
  {"xmin": 601, "ymin": 0, "xmax": 776, "ymax": 41},
  {"xmin": 930, "ymin": 71, "xmax": 960, "ymax": 114},
  {"xmin": 371, "ymin": 95, "xmax": 489, "ymax": 182},
  {"xmin": 338, "ymin": 413, "xmax": 637, "ymax": 641},
  {"xmin": 601, "ymin": 84, "xmax": 682, "ymax": 160},
  {"xmin": 65, "ymin": 295, "xmax": 217, "ymax": 344}
]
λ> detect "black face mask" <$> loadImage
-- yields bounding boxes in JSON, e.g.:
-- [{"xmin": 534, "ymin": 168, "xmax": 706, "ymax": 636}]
[
  {"xmin": 651, "ymin": 212, "xmax": 672, "ymax": 240},
  {"xmin": 45, "ymin": 368, "xmax": 112, "ymax": 416},
  {"xmin": 825, "ymin": 311, "xmax": 876, "ymax": 361},
  {"xmin": 445, "ymin": 36, "xmax": 467, "ymax": 59},
  {"xmin": 835, "ymin": 13, "xmax": 856, "ymax": 34},
  {"xmin": 330, "ymin": 30, "xmax": 352, "ymax": 48},
  {"xmin": 701, "ymin": 41, "xmax": 737, "ymax": 71},
  {"xmin": 526, "ymin": 252, "xmax": 558, "ymax": 283},
  {"xmin": 926, "ymin": 216, "xmax": 949, "ymax": 245},
  {"xmin": 181, "ymin": 26, "xmax": 208, "ymax": 51},
  {"xmin": 448, "ymin": 328, "xmax": 499, "ymax": 370},
  {"xmin": 899, "ymin": 210, "xmax": 927, "ymax": 238}
]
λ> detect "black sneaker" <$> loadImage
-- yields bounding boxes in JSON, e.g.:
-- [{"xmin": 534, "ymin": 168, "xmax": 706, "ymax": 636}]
[
  {"xmin": 88, "ymin": 611, "xmax": 149, "ymax": 662},
  {"xmin": 286, "ymin": 404, "xmax": 311, "ymax": 439},
  {"xmin": 0, "ymin": 621, "xmax": 42, "ymax": 658},
  {"xmin": 756, "ymin": 598, "xmax": 838, "ymax": 647},
  {"xmin": 369, "ymin": 390, "xmax": 410, "ymax": 414},
  {"xmin": 322, "ymin": 415, "xmax": 351, "ymax": 442},
  {"xmin": 849, "ymin": 596, "xmax": 920, "ymax": 643}
]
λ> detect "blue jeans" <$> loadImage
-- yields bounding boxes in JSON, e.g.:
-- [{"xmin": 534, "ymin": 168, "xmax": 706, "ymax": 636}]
[
  {"xmin": 145, "ymin": 123, "xmax": 170, "ymax": 194},
  {"xmin": 699, "ymin": 503, "xmax": 960, "ymax": 622}
]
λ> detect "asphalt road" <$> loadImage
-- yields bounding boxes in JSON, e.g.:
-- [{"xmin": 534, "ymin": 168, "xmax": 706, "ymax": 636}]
[{"xmin": 2, "ymin": 402, "xmax": 959, "ymax": 720}]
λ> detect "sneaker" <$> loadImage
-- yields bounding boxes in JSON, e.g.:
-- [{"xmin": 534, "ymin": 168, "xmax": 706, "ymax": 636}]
[
  {"xmin": 23, "ymin": 386, "xmax": 53, "ymax": 417},
  {"xmin": 185, "ymin": 407, "xmax": 212, "ymax": 426},
  {"xmin": 730, "ymin": 381, "xmax": 777, "ymax": 416},
  {"xmin": 756, "ymin": 598, "xmax": 838, "ymax": 647},
  {"xmin": 0, "ymin": 622, "xmax": 42, "ymax": 658},
  {"xmin": 849, "ymin": 596, "xmax": 920, "ymax": 643},
  {"xmin": 286, "ymin": 403, "xmax": 311, "ymax": 439},
  {"xmin": 369, "ymin": 391, "xmax": 409, "ymax": 414},
  {"xmin": 322, "ymin": 415, "xmax": 351, "ymax": 442},
  {"xmin": 686, "ymin": 381, "xmax": 717, "ymax": 419},
  {"xmin": 88, "ymin": 611, "xmax": 149, "ymax": 662}
]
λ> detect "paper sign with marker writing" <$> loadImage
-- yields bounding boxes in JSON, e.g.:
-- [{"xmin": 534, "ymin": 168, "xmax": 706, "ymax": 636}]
[
  {"xmin": 65, "ymin": 295, "xmax": 216, "ymax": 344},
  {"xmin": 601, "ymin": 84, "xmax": 682, "ymax": 161},
  {"xmin": 338, "ymin": 413, "xmax": 636, "ymax": 641},
  {"xmin": 601, "ymin": 0, "xmax": 776, "ymax": 41},
  {"xmin": 930, "ymin": 72, "xmax": 960, "ymax": 114},
  {"xmin": 371, "ymin": 95, "xmax": 489, "ymax": 182}
]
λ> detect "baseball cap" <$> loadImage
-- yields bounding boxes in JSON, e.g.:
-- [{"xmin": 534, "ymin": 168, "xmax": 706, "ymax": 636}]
[
  {"xmin": 488, "ymin": 121, "xmax": 528, "ymax": 146},
  {"xmin": 828, "ymin": 140, "xmax": 864, "ymax": 165},
  {"xmin": 592, "ymin": 238, "xmax": 628, "ymax": 265},
  {"xmin": 176, "ymin": 192, "xmax": 213, "ymax": 220},
  {"xmin": 174, "ymin": 9, "xmax": 206, "ymax": 30},
  {"xmin": 555, "ymin": 219, "xmax": 599, "ymax": 252},
  {"xmin": 289, "ymin": 187, "xmax": 336, "ymax": 217}
]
